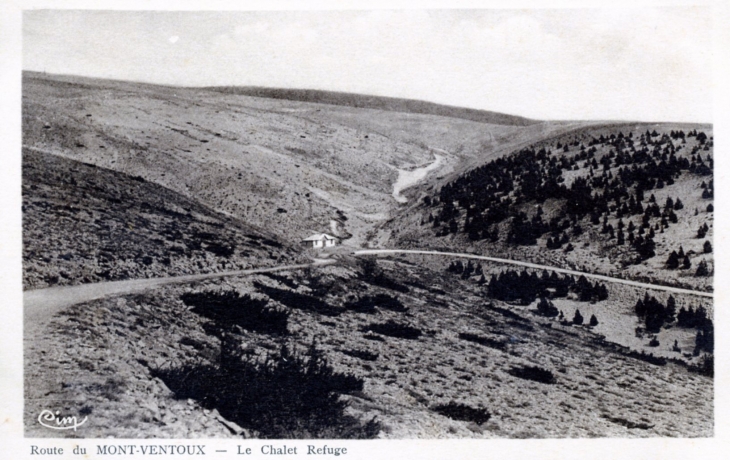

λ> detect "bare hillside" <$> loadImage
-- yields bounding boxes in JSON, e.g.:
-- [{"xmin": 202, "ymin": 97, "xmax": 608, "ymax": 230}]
[
  {"xmin": 23, "ymin": 148, "xmax": 299, "ymax": 290},
  {"xmin": 23, "ymin": 72, "xmax": 564, "ymax": 246}
]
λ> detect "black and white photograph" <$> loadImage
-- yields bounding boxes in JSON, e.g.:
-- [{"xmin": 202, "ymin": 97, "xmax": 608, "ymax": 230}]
[{"xmin": 2, "ymin": 0, "xmax": 730, "ymax": 457}]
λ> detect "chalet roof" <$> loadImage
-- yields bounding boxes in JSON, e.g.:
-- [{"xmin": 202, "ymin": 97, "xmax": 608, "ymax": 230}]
[{"xmin": 302, "ymin": 233, "xmax": 337, "ymax": 242}]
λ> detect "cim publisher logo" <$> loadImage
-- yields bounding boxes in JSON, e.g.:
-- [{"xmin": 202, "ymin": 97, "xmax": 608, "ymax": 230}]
[{"xmin": 38, "ymin": 409, "xmax": 88, "ymax": 431}]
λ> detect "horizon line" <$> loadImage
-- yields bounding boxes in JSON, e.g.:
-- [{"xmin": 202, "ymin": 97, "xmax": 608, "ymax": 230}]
[{"xmin": 22, "ymin": 69, "xmax": 713, "ymax": 126}]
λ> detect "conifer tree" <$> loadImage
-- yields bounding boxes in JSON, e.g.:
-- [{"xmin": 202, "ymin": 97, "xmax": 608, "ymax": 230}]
[
  {"xmin": 572, "ymin": 309, "xmax": 584, "ymax": 325},
  {"xmin": 589, "ymin": 314, "xmax": 598, "ymax": 327},
  {"xmin": 682, "ymin": 255, "xmax": 692, "ymax": 270},
  {"xmin": 704, "ymin": 240, "xmax": 713, "ymax": 253}
]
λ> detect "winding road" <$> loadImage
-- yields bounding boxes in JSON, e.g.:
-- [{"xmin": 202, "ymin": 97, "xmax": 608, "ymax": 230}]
[
  {"xmin": 24, "ymin": 247, "xmax": 712, "ymax": 338},
  {"xmin": 24, "ymin": 259, "xmax": 336, "ymax": 337},
  {"xmin": 353, "ymin": 249, "xmax": 714, "ymax": 298}
]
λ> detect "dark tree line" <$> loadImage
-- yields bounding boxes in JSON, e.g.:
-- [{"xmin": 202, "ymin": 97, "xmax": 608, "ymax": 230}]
[{"xmin": 483, "ymin": 268, "xmax": 608, "ymax": 305}]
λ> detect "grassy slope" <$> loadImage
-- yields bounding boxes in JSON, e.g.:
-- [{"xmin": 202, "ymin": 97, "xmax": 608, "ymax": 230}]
[
  {"xmin": 25, "ymin": 258, "xmax": 711, "ymax": 438},
  {"xmin": 386, "ymin": 123, "xmax": 714, "ymax": 291},
  {"xmin": 23, "ymin": 149, "xmax": 299, "ymax": 290}
]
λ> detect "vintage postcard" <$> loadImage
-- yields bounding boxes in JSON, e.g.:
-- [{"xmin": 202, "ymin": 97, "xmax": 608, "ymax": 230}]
[{"xmin": 1, "ymin": 0, "xmax": 728, "ymax": 458}]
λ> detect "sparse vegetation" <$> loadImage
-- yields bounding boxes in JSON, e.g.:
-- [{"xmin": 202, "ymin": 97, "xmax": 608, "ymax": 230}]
[
  {"xmin": 458, "ymin": 332, "xmax": 506, "ymax": 350},
  {"xmin": 152, "ymin": 342, "xmax": 380, "ymax": 438}
]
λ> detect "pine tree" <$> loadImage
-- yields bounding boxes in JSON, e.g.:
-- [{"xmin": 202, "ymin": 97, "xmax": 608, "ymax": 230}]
[
  {"xmin": 695, "ymin": 260, "xmax": 709, "ymax": 277},
  {"xmin": 682, "ymin": 255, "xmax": 692, "ymax": 270},
  {"xmin": 666, "ymin": 251, "xmax": 679, "ymax": 269},
  {"xmin": 704, "ymin": 240, "xmax": 712, "ymax": 253},
  {"xmin": 537, "ymin": 297, "xmax": 559, "ymax": 317},
  {"xmin": 572, "ymin": 309, "xmax": 584, "ymax": 325},
  {"xmin": 666, "ymin": 295, "xmax": 676, "ymax": 323},
  {"xmin": 589, "ymin": 314, "xmax": 598, "ymax": 327},
  {"xmin": 672, "ymin": 340, "xmax": 681, "ymax": 352}
]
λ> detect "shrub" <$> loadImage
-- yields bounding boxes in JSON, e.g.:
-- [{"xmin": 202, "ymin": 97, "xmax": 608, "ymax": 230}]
[
  {"xmin": 458, "ymin": 332, "xmax": 506, "ymax": 350},
  {"xmin": 344, "ymin": 295, "xmax": 377, "ymax": 314},
  {"xmin": 346, "ymin": 294, "xmax": 407, "ymax": 313},
  {"xmin": 254, "ymin": 282, "xmax": 340, "ymax": 316},
  {"xmin": 649, "ymin": 337, "xmax": 660, "ymax": 347},
  {"xmin": 340, "ymin": 348, "xmax": 379, "ymax": 361},
  {"xmin": 432, "ymin": 403, "xmax": 491, "ymax": 425},
  {"xmin": 181, "ymin": 290, "xmax": 288, "ymax": 335},
  {"xmin": 151, "ymin": 342, "xmax": 380, "ymax": 438},
  {"xmin": 508, "ymin": 365, "xmax": 556, "ymax": 384},
  {"xmin": 362, "ymin": 320, "xmax": 422, "ymax": 340}
]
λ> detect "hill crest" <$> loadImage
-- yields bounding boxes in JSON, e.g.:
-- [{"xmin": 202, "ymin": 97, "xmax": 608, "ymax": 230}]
[{"xmin": 202, "ymin": 86, "xmax": 539, "ymax": 126}]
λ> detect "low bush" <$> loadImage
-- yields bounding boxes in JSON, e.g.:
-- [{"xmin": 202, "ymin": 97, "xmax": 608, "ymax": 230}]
[
  {"xmin": 507, "ymin": 365, "xmax": 556, "ymax": 384},
  {"xmin": 624, "ymin": 349, "xmax": 667, "ymax": 366},
  {"xmin": 458, "ymin": 332, "xmax": 506, "ymax": 351},
  {"xmin": 691, "ymin": 354, "xmax": 714, "ymax": 377},
  {"xmin": 357, "ymin": 258, "xmax": 409, "ymax": 293},
  {"xmin": 151, "ymin": 342, "xmax": 380, "ymax": 438},
  {"xmin": 432, "ymin": 402, "xmax": 491, "ymax": 425},
  {"xmin": 254, "ymin": 282, "xmax": 341, "ymax": 317},
  {"xmin": 181, "ymin": 290, "xmax": 288, "ymax": 335},
  {"xmin": 346, "ymin": 294, "xmax": 407, "ymax": 314},
  {"xmin": 362, "ymin": 320, "xmax": 422, "ymax": 340},
  {"xmin": 340, "ymin": 348, "xmax": 379, "ymax": 361}
]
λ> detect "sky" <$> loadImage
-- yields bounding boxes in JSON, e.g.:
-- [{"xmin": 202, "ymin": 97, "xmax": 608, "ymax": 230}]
[{"xmin": 23, "ymin": 8, "xmax": 713, "ymax": 122}]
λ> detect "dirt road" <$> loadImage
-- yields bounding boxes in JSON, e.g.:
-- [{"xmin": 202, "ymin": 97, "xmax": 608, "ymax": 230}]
[
  {"xmin": 353, "ymin": 249, "xmax": 713, "ymax": 298},
  {"xmin": 24, "ymin": 260, "xmax": 336, "ymax": 337}
]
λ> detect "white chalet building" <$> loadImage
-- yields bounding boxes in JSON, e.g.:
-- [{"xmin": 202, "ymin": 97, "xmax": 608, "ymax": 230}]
[{"xmin": 302, "ymin": 233, "xmax": 337, "ymax": 249}]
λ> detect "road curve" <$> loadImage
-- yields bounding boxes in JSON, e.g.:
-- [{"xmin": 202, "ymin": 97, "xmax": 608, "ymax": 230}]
[
  {"xmin": 24, "ymin": 259, "xmax": 336, "ymax": 336},
  {"xmin": 353, "ymin": 249, "xmax": 713, "ymax": 298}
]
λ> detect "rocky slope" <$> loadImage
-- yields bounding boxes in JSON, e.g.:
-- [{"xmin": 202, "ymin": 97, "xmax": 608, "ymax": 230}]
[{"xmin": 23, "ymin": 148, "xmax": 300, "ymax": 290}]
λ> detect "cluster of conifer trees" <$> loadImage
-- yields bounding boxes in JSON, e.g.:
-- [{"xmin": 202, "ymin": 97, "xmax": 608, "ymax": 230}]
[
  {"xmin": 424, "ymin": 129, "xmax": 712, "ymax": 265},
  {"xmin": 478, "ymin": 268, "xmax": 608, "ymax": 305},
  {"xmin": 634, "ymin": 293, "xmax": 713, "ymax": 355}
]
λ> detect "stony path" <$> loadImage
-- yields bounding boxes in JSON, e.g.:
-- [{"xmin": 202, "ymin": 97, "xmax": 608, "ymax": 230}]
[{"xmin": 353, "ymin": 249, "xmax": 713, "ymax": 298}]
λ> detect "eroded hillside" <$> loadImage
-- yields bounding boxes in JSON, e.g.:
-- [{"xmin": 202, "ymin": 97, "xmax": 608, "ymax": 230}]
[{"xmin": 23, "ymin": 72, "xmax": 559, "ymax": 246}]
